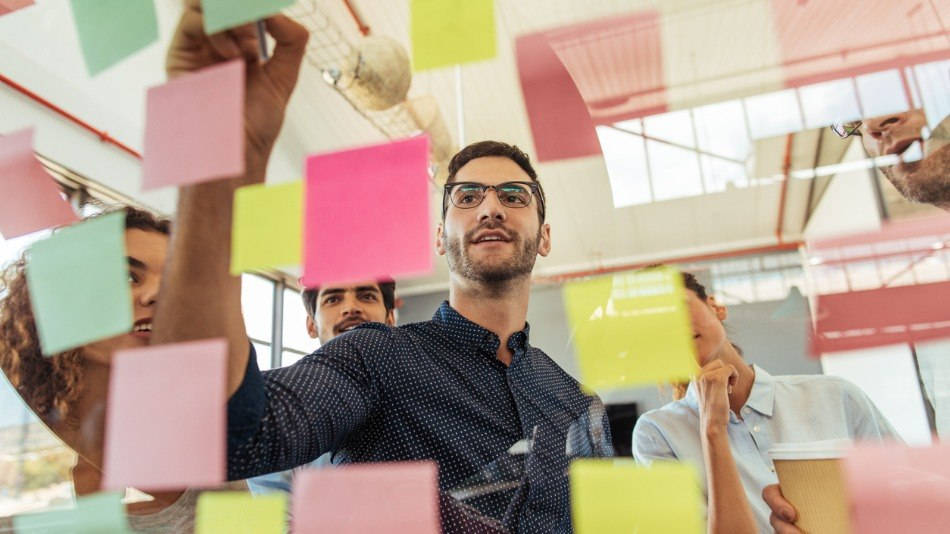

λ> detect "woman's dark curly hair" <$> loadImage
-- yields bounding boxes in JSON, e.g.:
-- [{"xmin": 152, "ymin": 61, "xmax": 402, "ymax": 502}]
[{"xmin": 0, "ymin": 206, "xmax": 170, "ymax": 424}]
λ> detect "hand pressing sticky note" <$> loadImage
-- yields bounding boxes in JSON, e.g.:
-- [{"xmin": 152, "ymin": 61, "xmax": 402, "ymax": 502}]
[
  {"xmin": 563, "ymin": 266, "xmax": 698, "ymax": 392},
  {"xmin": 292, "ymin": 461, "xmax": 440, "ymax": 534},
  {"xmin": 202, "ymin": 0, "xmax": 294, "ymax": 34},
  {"xmin": 102, "ymin": 339, "xmax": 227, "ymax": 491},
  {"xmin": 26, "ymin": 212, "xmax": 130, "ymax": 355},
  {"xmin": 196, "ymin": 492, "xmax": 286, "ymax": 534},
  {"xmin": 70, "ymin": 0, "xmax": 158, "ymax": 76},
  {"xmin": 13, "ymin": 492, "xmax": 131, "ymax": 533},
  {"xmin": 570, "ymin": 459, "xmax": 704, "ymax": 534},
  {"xmin": 143, "ymin": 60, "xmax": 244, "ymax": 190},
  {"xmin": 302, "ymin": 136, "xmax": 432, "ymax": 287},
  {"xmin": 410, "ymin": 0, "xmax": 496, "ymax": 71},
  {"xmin": 231, "ymin": 180, "xmax": 302, "ymax": 275},
  {"xmin": 0, "ymin": 128, "xmax": 77, "ymax": 239}
]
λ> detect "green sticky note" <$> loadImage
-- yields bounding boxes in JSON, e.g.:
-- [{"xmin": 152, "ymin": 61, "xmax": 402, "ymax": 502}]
[
  {"xmin": 195, "ymin": 492, "xmax": 286, "ymax": 534},
  {"xmin": 70, "ymin": 0, "xmax": 158, "ymax": 76},
  {"xmin": 410, "ymin": 0, "xmax": 496, "ymax": 71},
  {"xmin": 26, "ymin": 212, "xmax": 132, "ymax": 355},
  {"xmin": 14, "ymin": 492, "xmax": 132, "ymax": 533},
  {"xmin": 563, "ymin": 266, "xmax": 698, "ymax": 392},
  {"xmin": 231, "ymin": 180, "xmax": 302, "ymax": 275},
  {"xmin": 570, "ymin": 459, "xmax": 704, "ymax": 534},
  {"xmin": 202, "ymin": 0, "xmax": 294, "ymax": 34}
]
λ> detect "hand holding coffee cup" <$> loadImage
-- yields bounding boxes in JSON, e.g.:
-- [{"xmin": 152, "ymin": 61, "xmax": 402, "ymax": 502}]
[{"xmin": 768, "ymin": 440, "xmax": 852, "ymax": 534}]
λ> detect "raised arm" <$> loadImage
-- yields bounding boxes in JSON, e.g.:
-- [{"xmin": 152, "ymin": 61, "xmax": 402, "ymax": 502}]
[{"xmin": 152, "ymin": 0, "xmax": 307, "ymax": 396}]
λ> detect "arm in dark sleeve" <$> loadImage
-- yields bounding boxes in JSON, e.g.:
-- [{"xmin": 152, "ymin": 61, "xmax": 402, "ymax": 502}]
[{"xmin": 226, "ymin": 329, "xmax": 385, "ymax": 479}]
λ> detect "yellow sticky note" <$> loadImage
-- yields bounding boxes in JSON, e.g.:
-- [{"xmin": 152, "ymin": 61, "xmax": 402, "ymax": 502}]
[
  {"xmin": 231, "ymin": 181, "xmax": 302, "ymax": 275},
  {"xmin": 570, "ymin": 459, "xmax": 704, "ymax": 534},
  {"xmin": 563, "ymin": 266, "xmax": 698, "ymax": 392},
  {"xmin": 410, "ymin": 0, "xmax": 496, "ymax": 71},
  {"xmin": 195, "ymin": 492, "xmax": 286, "ymax": 534}
]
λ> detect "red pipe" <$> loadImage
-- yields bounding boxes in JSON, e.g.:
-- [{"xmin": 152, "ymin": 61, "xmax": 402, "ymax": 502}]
[
  {"xmin": 0, "ymin": 72, "xmax": 141, "ymax": 159},
  {"xmin": 533, "ymin": 241, "xmax": 804, "ymax": 284},
  {"xmin": 341, "ymin": 0, "xmax": 370, "ymax": 36},
  {"xmin": 776, "ymin": 133, "xmax": 794, "ymax": 244}
]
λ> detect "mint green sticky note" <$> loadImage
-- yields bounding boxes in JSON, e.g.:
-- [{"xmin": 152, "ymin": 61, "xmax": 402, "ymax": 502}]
[
  {"xmin": 70, "ymin": 0, "xmax": 159, "ymax": 76},
  {"xmin": 202, "ymin": 0, "xmax": 294, "ymax": 34},
  {"xmin": 14, "ymin": 492, "xmax": 132, "ymax": 533},
  {"xmin": 26, "ymin": 212, "xmax": 132, "ymax": 355}
]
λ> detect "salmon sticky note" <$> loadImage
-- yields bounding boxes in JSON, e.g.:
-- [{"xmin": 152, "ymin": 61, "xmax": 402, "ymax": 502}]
[
  {"xmin": 70, "ymin": 0, "xmax": 159, "ymax": 75},
  {"xmin": 103, "ymin": 339, "xmax": 227, "ymax": 490},
  {"xmin": 410, "ymin": 0, "xmax": 496, "ymax": 71},
  {"xmin": 843, "ymin": 442, "xmax": 950, "ymax": 534},
  {"xmin": 0, "ymin": 128, "xmax": 77, "ymax": 239},
  {"xmin": 196, "ymin": 492, "xmax": 286, "ymax": 534},
  {"xmin": 563, "ymin": 266, "xmax": 698, "ymax": 392},
  {"xmin": 143, "ymin": 60, "xmax": 244, "ymax": 190},
  {"xmin": 302, "ymin": 136, "xmax": 432, "ymax": 287},
  {"xmin": 26, "ymin": 212, "xmax": 130, "ymax": 355},
  {"xmin": 292, "ymin": 461, "xmax": 440, "ymax": 534},
  {"xmin": 13, "ymin": 492, "xmax": 131, "ymax": 533},
  {"xmin": 231, "ymin": 180, "xmax": 302, "ymax": 275},
  {"xmin": 0, "ymin": 0, "xmax": 34, "ymax": 16},
  {"xmin": 570, "ymin": 459, "xmax": 704, "ymax": 534}
]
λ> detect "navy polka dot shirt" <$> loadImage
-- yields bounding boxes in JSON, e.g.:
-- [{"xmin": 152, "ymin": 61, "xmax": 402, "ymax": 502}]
[{"xmin": 227, "ymin": 301, "xmax": 613, "ymax": 532}]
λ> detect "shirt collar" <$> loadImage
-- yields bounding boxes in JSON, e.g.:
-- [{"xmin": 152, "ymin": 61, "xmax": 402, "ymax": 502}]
[
  {"xmin": 683, "ymin": 363, "xmax": 775, "ymax": 417},
  {"xmin": 432, "ymin": 301, "xmax": 531, "ymax": 355}
]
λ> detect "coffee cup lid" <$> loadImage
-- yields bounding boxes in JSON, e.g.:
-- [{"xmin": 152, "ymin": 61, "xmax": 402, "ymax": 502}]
[{"xmin": 768, "ymin": 439, "xmax": 852, "ymax": 460}]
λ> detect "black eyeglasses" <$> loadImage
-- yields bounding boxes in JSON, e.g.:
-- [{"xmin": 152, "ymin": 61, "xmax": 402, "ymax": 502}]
[
  {"xmin": 442, "ymin": 181, "xmax": 546, "ymax": 221},
  {"xmin": 831, "ymin": 120, "xmax": 863, "ymax": 138}
]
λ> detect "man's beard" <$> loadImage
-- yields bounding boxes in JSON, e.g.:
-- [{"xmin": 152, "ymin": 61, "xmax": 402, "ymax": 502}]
[
  {"xmin": 444, "ymin": 222, "xmax": 540, "ymax": 288},
  {"xmin": 884, "ymin": 142, "xmax": 950, "ymax": 206}
]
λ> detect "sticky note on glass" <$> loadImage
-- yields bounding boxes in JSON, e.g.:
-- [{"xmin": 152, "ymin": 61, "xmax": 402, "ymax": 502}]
[
  {"xmin": 0, "ymin": 128, "xmax": 77, "ymax": 239},
  {"xmin": 70, "ymin": 0, "xmax": 158, "ymax": 76},
  {"xmin": 570, "ymin": 459, "xmax": 704, "ymax": 534},
  {"xmin": 202, "ymin": 0, "xmax": 294, "ymax": 34},
  {"xmin": 231, "ymin": 180, "xmax": 302, "ymax": 275},
  {"xmin": 143, "ymin": 60, "xmax": 244, "ymax": 190},
  {"xmin": 292, "ymin": 461, "xmax": 440, "ymax": 533},
  {"xmin": 13, "ymin": 492, "xmax": 131, "ymax": 533},
  {"xmin": 302, "ymin": 136, "xmax": 432, "ymax": 287},
  {"xmin": 563, "ymin": 266, "xmax": 698, "ymax": 391},
  {"xmin": 196, "ymin": 492, "xmax": 286, "ymax": 534},
  {"xmin": 26, "ymin": 212, "xmax": 131, "ymax": 355},
  {"xmin": 0, "ymin": 0, "xmax": 34, "ymax": 16},
  {"xmin": 410, "ymin": 0, "xmax": 496, "ymax": 71},
  {"xmin": 103, "ymin": 339, "xmax": 227, "ymax": 490},
  {"xmin": 843, "ymin": 442, "xmax": 950, "ymax": 534}
]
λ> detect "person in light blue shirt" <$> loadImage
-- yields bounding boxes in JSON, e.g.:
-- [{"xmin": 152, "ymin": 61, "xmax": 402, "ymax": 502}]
[{"xmin": 633, "ymin": 271, "xmax": 898, "ymax": 534}]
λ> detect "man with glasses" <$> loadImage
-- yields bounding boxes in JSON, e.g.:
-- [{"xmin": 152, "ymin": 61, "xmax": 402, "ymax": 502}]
[
  {"xmin": 152, "ymin": 6, "xmax": 612, "ymax": 532},
  {"xmin": 832, "ymin": 109, "xmax": 950, "ymax": 210}
]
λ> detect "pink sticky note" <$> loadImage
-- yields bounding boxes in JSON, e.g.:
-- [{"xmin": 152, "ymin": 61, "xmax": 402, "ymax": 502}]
[
  {"xmin": 302, "ymin": 136, "xmax": 432, "ymax": 287},
  {"xmin": 0, "ymin": 0, "xmax": 32, "ymax": 14},
  {"xmin": 102, "ymin": 338, "xmax": 227, "ymax": 490},
  {"xmin": 142, "ymin": 60, "xmax": 244, "ymax": 190},
  {"xmin": 843, "ymin": 442, "xmax": 950, "ymax": 534},
  {"xmin": 292, "ymin": 461, "xmax": 440, "ymax": 534},
  {"xmin": 0, "ymin": 129, "xmax": 77, "ymax": 238}
]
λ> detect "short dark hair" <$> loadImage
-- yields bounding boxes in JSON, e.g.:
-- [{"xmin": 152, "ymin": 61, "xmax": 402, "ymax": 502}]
[
  {"xmin": 444, "ymin": 140, "xmax": 546, "ymax": 222},
  {"xmin": 122, "ymin": 206, "xmax": 170, "ymax": 235},
  {"xmin": 301, "ymin": 280, "xmax": 396, "ymax": 318},
  {"xmin": 681, "ymin": 271, "xmax": 708, "ymax": 300}
]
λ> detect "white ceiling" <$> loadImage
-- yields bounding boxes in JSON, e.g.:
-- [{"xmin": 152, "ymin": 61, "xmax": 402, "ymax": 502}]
[{"xmin": 0, "ymin": 0, "xmax": 941, "ymax": 295}]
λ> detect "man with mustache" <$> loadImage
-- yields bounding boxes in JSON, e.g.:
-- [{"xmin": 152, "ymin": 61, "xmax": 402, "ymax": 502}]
[{"xmin": 153, "ymin": 3, "xmax": 612, "ymax": 532}]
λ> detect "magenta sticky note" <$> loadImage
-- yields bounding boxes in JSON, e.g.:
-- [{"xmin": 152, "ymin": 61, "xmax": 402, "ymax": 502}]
[
  {"xmin": 292, "ymin": 461, "xmax": 440, "ymax": 534},
  {"xmin": 0, "ymin": 128, "xmax": 77, "ymax": 238},
  {"xmin": 302, "ymin": 136, "xmax": 432, "ymax": 287},
  {"xmin": 142, "ymin": 60, "xmax": 244, "ymax": 190},
  {"xmin": 843, "ymin": 442, "xmax": 950, "ymax": 534},
  {"xmin": 102, "ymin": 338, "xmax": 227, "ymax": 490}
]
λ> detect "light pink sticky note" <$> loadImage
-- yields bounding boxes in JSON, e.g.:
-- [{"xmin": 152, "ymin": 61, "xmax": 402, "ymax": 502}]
[
  {"xmin": 0, "ymin": 128, "xmax": 77, "ymax": 238},
  {"xmin": 843, "ymin": 442, "xmax": 950, "ymax": 534},
  {"xmin": 292, "ymin": 461, "xmax": 440, "ymax": 534},
  {"xmin": 142, "ymin": 60, "xmax": 244, "ymax": 190},
  {"xmin": 302, "ymin": 136, "xmax": 432, "ymax": 287},
  {"xmin": 102, "ymin": 338, "xmax": 227, "ymax": 490}
]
